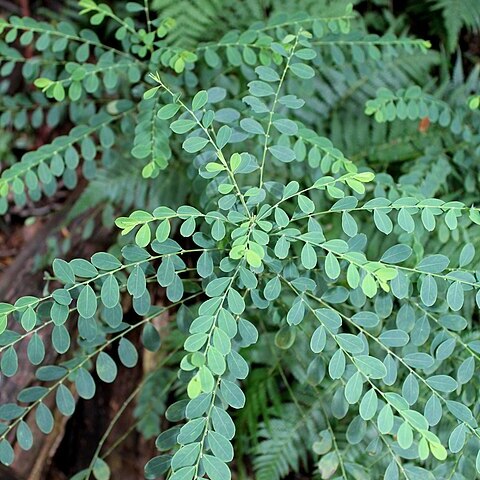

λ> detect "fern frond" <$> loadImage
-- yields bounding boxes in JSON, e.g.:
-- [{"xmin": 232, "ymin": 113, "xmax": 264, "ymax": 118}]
[
  {"xmin": 150, "ymin": 0, "xmax": 351, "ymax": 48},
  {"xmin": 253, "ymin": 403, "xmax": 324, "ymax": 480},
  {"xmin": 132, "ymin": 97, "xmax": 172, "ymax": 178},
  {"xmin": 431, "ymin": 0, "xmax": 480, "ymax": 52},
  {"xmin": 293, "ymin": 49, "xmax": 439, "ymax": 129},
  {"xmin": 67, "ymin": 149, "xmax": 189, "ymax": 225}
]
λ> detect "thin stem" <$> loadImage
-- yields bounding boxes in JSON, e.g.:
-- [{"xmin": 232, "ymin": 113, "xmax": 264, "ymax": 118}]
[
  {"xmin": 254, "ymin": 14, "xmax": 355, "ymax": 33},
  {"xmin": 84, "ymin": 357, "xmax": 179, "ymax": 479},
  {"xmin": 151, "ymin": 75, "xmax": 252, "ymax": 219},
  {"xmin": 0, "ymin": 293, "xmax": 202, "ymax": 442},
  {"xmin": 307, "ymin": 289, "xmax": 480, "ymax": 445},
  {"xmin": 190, "ymin": 266, "xmax": 242, "ymax": 478},
  {"xmin": 53, "ymin": 61, "xmax": 137, "ymax": 87},
  {"xmin": 412, "ymin": 301, "xmax": 480, "ymax": 362},
  {"xmin": 1, "ymin": 21, "xmax": 139, "ymax": 62},
  {"xmin": 144, "ymin": 0, "xmax": 152, "ymax": 34},
  {"xmin": 195, "ymin": 36, "xmax": 427, "ymax": 53},
  {"xmin": 279, "ymin": 275, "xmax": 438, "ymax": 440},
  {"xmin": 0, "ymin": 107, "xmax": 135, "ymax": 192},
  {"xmin": 0, "ymin": 247, "xmax": 217, "ymax": 327},
  {"xmin": 259, "ymin": 32, "xmax": 301, "ymax": 188}
]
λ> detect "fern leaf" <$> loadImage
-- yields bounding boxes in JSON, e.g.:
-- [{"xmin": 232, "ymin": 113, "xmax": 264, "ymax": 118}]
[{"xmin": 432, "ymin": 0, "xmax": 480, "ymax": 51}]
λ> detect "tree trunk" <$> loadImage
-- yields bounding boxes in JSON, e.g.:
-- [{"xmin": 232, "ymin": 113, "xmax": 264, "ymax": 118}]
[{"xmin": 0, "ymin": 189, "xmax": 152, "ymax": 479}]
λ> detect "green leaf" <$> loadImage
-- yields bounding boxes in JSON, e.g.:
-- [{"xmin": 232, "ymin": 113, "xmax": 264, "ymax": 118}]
[
  {"xmin": 241, "ymin": 118, "xmax": 265, "ymax": 135},
  {"xmin": 192, "ymin": 90, "xmax": 208, "ymax": 111},
  {"xmin": 426, "ymin": 375, "xmax": 458, "ymax": 393},
  {"xmin": 420, "ymin": 275, "xmax": 437, "ymax": 307},
  {"xmin": 27, "ymin": 334, "xmax": 45, "ymax": 365},
  {"xmin": 457, "ymin": 357, "xmax": 474, "ymax": 384},
  {"xmin": 341, "ymin": 211, "xmax": 357, "ymax": 237},
  {"xmin": 402, "ymin": 373, "xmax": 420, "ymax": 405},
  {"xmin": 430, "ymin": 442, "xmax": 447, "ymax": 461},
  {"xmin": 53, "ymin": 82, "xmax": 65, "ymax": 101},
  {"xmin": 248, "ymin": 80, "xmax": 274, "ymax": 97},
  {"xmin": 310, "ymin": 326, "xmax": 326, "ymax": 353},
  {"xmin": 91, "ymin": 253, "xmax": 122, "ymax": 271},
  {"xmin": 145, "ymin": 455, "xmax": 172, "ymax": 477},
  {"xmin": 397, "ymin": 422, "xmax": 413, "ymax": 449},
  {"xmin": 208, "ymin": 431, "xmax": 233, "ymax": 462},
  {"xmin": 397, "ymin": 209, "xmax": 415, "ymax": 233},
  {"xmin": 361, "ymin": 273, "xmax": 377, "ymax": 298},
  {"xmin": 336, "ymin": 333, "xmax": 364, "ymax": 354},
  {"xmin": 53, "ymin": 258, "xmax": 76, "ymax": 284},
  {"xmin": 447, "ymin": 281, "xmax": 464, "ymax": 311},
  {"xmin": 424, "ymin": 394, "xmax": 443, "ymax": 426},
  {"xmin": 206, "ymin": 277, "xmax": 231, "ymax": 297},
  {"xmin": 75, "ymin": 368, "xmax": 96, "ymax": 399},
  {"xmin": 289, "ymin": 63, "xmax": 315, "ymax": 79},
  {"xmin": 227, "ymin": 288, "xmax": 245, "ymax": 315},
  {"xmin": 171, "ymin": 443, "xmax": 200, "ymax": 470},
  {"xmin": 0, "ymin": 440, "xmax": 14, "ymax": 466},
  {"xmin": 373, "ymin": 211, "xmax": 393, "ymax": 234},
  {"xmin": 170, "ymin": 466, "xmax": 195, "ymax": 480},
  {"xmin": 417, "ymin": 255, "xmax": 449, "ymax": 273},
  {"xmin": 381, "ymin": 244, "xmax": 412, "ymax": 264},
  {"xmin": 1, "ymin": 347, "xmax": 18, "ymax": 377},
  {"xmin": 117, "ymin": 336, "xmax": 138, "ymax": 367},
  {"xmin": 273, "ymin": 119, "xmax": 298, "ymax": 135},
  {"xmin": 459, "ymin": 243, "xmax": 475, "ymax": 267},
  {"xmin": 101, "ymin": 275, "xmax": 119, "ymax": 309},
  {"xmin": 287, "ymin": 299, "xmax": 305, "ymax": 326},
  {"xmin": 359, "ymin": 389, "xmax": 378, "ymax": 420},
  {"xmin": 220, "ymin": 380, "xmax": 245, "ymax": 409},
  {"xmin": 275, "ymin": 325, "xmax": 296, "ymax": 349},
  {"xmin": 325, "ymin": 252, "xmax": 340, "ymax": 279},
  {"xmin": 93, "ymin": 458, "xmax": 110, "ymax": 480},
  {"xmin": 180, "ymin": 217, "xmax": 196, "ymax": 237},
  {"xmin": 269, "ymin": 145, "xmax": 295, "ymax": 163},
  {"xmin": 183, "ymin": 137, "xmax": 210, "ymax": 153},
  {"xmin": 156, "ymin": 219, "xmax": 171, "ymax": 243},
  {"xmin": 71, "ymin": 259, "xmax": 98, "ymax": 278},
  {"xmin": 171, "ymin": 120, "xmax": 197, "ymax": 134},
  {"xmin": 203, "ymin": 454, "xmax": 231, "ymax": 480},
  {"xmin": 96, "ymin": 352, "xmax": 118, "ymax": 383},
  {"xmin": 127, "ymin": 265, "xmax": 147, "ymax": 299},
  {"xmin": 187, "ymin": 375, "xmax": 202, "ymax": 399},
  {"xmin": 345, "ymin": 372, "xmax": 363, "ymax": 404},
  {"xmin": 255, "ymin": 66, "xmax": 280, "ymax": 82},
  {"xmin": 135, "ymin": 223, "xmax": 151, "ymax": 247},
  {"xmin": 378, "ymin": 404, "xmax": 394, "ymax": 434},
  {"xmin": 143, "ymin": 86, "xmax": 160, "ymax": 99},
  {"xmin": 355, "ymin": 355, "xmax": 387, "ymax": 379},
  {"xmin": 301, "ymin": 243, "xmax": 317, "ymax": 269},
  {"xmin": 16, "ymin": 421, "xmax": 33, "ymax": 451},
  {"xmin": 328, "ymin": 349, "xmax": 346, "ymax": 379},
  {"xmin": 21, "ymin": 307, "xmax": 37, "ymax": 332},
  {"xmin": 449, "ymin": 424, "xmax": 467, "ymax": 454},
  {"xmin": 56, "ymin": 384, "xmax": 76, "ymax": 416},
  {"xmin": 264, "ymin": 276, "xmax": 281, "ymax": 301},
  {"xmin": 35, "ymin": 403, "xmax": 54, "ymax": 434},
  {"xmin": 0, "ymin": 315, "xmax": 7, "ymax": 335},
  {"xmin": 142, "ymin": 323, "xmax": 161, "ymax": 352},
  {"xmin": 298, "ymin": 195, "xmax": 315, "ymax": 214},
  {"xmin": 158, "ymin": 103, "xmax": 180, "ymax": 120},
  {"xmin": 185, "ymin": 333, "xmax": 208, "ymax": 352},
  {"xmin": 52, "ymin": 325, "xmax": 70, "ymax": 353},
  {"xmin": 379, "ymin": 330, "xmax": 409, "ymax": 348},
  {"xmin": 77, "ymin": 285, "xmax": 97, "ymax": 318}
]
